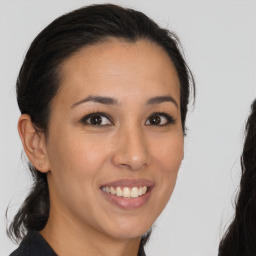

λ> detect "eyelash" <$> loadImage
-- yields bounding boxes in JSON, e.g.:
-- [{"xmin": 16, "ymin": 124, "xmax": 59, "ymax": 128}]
[
  {"xmin": 79, "ymin": 112, "xmax": 113, "ymax": 126},
  {"xmin": 146, "ymin": 112, "xmax": 175, "ymax": 126},
  {"xmin": 79, "ymin": 111, "xmax": 175, "ymax": 127}
]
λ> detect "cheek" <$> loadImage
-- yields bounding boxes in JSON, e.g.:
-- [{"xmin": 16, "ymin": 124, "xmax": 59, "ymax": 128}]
[
  {"xmin": 46, "ymin": 130, "xmax": 118, "ymax": 208},
  {"xmin": 151, "ymin": 133, "xmax": 184, "ymax": 198},
  {"xmin": 45, "ymin": 131, "xmax": 113, "ymax": 220},
  {"xmin": 153, "ymin": 132, "xmax": 184, "ymax": 172},
  {"xmin": 47, "ymin": 129, "xmax": 109, "ymax": 173}
]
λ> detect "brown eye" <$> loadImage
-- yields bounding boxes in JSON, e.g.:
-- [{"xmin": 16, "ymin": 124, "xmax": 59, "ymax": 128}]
[
  {"xmin": 145, "ymin": 113, "xmax": 175, "ymax": 126},
  {"xmin": 80, "ymin": 113, "xmax": 112, "ymax": 126},
  {"xmin": 90, "ymin": 115, "xmax": 103, "ymax": 125},
  {"xmin": 148, "ymin": 115, "xmax": 161, "ymax": 125}
]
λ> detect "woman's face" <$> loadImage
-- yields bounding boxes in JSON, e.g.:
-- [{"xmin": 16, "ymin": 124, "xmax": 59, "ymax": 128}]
[{"xmin": 44, "ymin": 39, "xmax": 183, "ymax": 240}]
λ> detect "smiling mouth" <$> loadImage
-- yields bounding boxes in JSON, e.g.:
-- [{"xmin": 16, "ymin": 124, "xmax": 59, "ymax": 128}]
[
  {"xmin": 101, "ymin": 186, "xmax": 148, "ymax": 198},
  {"xmin": 99, "ymin": 179, "xmax": 154, "ymax": 209}
]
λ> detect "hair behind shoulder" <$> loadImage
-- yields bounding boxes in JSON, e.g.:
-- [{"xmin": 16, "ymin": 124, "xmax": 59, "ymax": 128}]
[{"xmin": 219, "ymin": 99, "xmax": 256, "ymax": 256}]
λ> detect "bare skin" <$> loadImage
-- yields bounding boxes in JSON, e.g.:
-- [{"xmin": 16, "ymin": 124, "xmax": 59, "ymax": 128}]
[{"xmin": 18, "ymin": 39, "xmax": 183, "ymax": 256}]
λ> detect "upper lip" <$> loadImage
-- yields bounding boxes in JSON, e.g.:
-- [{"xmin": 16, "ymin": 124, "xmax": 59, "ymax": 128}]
[{"xmin": 100, "ymin": 178, "xmax": 155, "ymax": 188}]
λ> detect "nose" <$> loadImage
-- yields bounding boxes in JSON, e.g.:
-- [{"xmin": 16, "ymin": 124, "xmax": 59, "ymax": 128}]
[{"xmin": 111, "ymin": 126, "xmax": 151, "ymax": 171}]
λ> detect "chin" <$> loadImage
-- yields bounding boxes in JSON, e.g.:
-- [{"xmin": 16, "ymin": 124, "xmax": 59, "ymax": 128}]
[{"xmin": 106, "ymin": 218, "xmax": 153, "ymax": 240}]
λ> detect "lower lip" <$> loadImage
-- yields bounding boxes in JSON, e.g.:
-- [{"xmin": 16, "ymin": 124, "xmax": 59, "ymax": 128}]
[{"xmin": 101, "ymin": 188, "xmax": 153, "ymax": 210}]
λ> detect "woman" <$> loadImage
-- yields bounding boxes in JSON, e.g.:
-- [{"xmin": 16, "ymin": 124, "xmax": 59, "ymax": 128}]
[
  {"xmin": 8, "ymin": 4, "xmax": 195, "ymax": 256},
  {"xmin": 219, "ymin": 99, "xmax": 256, "ymax": 256}
]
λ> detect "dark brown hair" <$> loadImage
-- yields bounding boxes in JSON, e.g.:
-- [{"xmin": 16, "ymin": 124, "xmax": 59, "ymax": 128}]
[{"xmin": 219, "ymin": 99, "xmax": 256, "ymax": 256}]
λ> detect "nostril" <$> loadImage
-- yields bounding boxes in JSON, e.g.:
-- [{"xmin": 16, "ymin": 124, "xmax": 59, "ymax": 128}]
[{"xmin": 116, "ymin": 159, "xmax": 149, "ymax": 171}]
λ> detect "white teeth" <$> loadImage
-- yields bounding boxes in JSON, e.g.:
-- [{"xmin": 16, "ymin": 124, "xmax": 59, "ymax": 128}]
[
  {"xmin": 131, "ymin": 187, "xmax": 139, "ymax": 198},
  {"xmin": 138, "ymin": 187, "xmax": 143, "ymax": 196},
  {"xmin": 110, "ymin": 187, "xmax": 115, "ymax": 195},
  {"xmin": 101, "ymin": 186, "xmax": 148, "ymax": 198},
  {"xmin": 123, "ymin": 187, "xmax": 131, "ymax": 198},
  {"xmin": 116, "ymin": 187, "xmax": 122, "ymax": 197}
]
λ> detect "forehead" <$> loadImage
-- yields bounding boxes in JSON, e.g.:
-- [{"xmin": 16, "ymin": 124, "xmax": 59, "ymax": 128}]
[{"xmin": 56, "ymin": 38, "xmax": 180, "ymax": 106}]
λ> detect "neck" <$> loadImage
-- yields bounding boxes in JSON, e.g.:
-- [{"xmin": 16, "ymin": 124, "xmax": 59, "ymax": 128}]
[{"xmin": 40, "ymin": 208, "xmax": 141, "ymax": 256}]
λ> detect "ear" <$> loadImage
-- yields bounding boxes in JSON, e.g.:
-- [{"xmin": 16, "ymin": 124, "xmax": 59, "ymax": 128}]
[{"xmin": 18, "ymin": 114, "xmax": 50, "ymax": 173}]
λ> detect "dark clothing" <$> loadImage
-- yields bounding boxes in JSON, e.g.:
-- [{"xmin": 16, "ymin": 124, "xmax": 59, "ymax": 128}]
[
  {"xmin": 10, "ymin": 230, "xmax": 57, "ymax": 256},
  {"xmin": 10, "ymin": 230, "xmax": 146, "ymax": 256}
]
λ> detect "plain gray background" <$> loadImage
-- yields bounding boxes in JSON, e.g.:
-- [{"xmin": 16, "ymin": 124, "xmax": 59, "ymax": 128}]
[{"xmin": 1, "ymin": 0, "xmax": 256, "ymax": 255}]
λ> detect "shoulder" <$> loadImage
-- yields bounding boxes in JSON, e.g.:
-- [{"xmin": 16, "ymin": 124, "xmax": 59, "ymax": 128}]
[{"xmin": 9, "ymin": 230, "xmax": 57, "ymax": 256}]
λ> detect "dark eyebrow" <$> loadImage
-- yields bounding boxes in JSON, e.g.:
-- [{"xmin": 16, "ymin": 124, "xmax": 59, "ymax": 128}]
[
  {"xmin": 71, "ymin": 95, "xmax": 118, "ymax": 108},
  {"xmin": 146, "ymin": 96, "xmax": 179, "ymax": 108}
]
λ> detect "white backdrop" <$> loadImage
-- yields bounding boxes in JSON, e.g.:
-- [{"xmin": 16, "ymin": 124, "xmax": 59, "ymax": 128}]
[{"xmin": 0, "ymin": 0, "xmax": 255, "ymax": 255}]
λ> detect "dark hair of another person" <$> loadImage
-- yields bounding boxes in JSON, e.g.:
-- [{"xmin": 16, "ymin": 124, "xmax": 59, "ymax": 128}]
[
  {"xmin": 219, "ymin": 99, "xmax": 256, "ymax": 256},
  {"xmin": 7, "ymin": 3, "xmax": 195, "ymax": 249}
]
